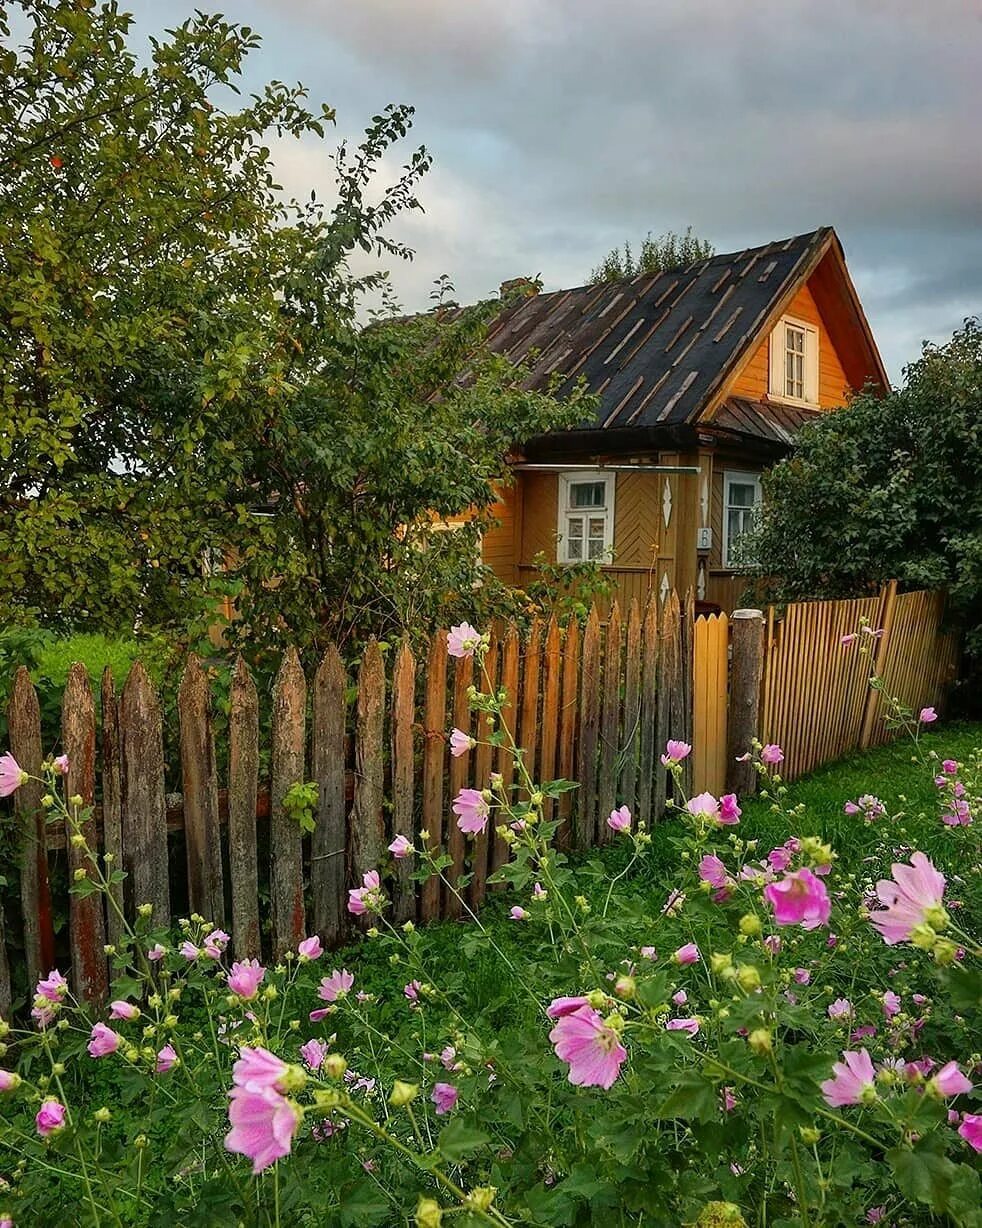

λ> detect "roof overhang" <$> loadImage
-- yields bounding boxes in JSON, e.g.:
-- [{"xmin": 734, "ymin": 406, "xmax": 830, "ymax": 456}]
[{"xmin": 517, "ymin": 422, "xmax": 699, "ymax": 462}]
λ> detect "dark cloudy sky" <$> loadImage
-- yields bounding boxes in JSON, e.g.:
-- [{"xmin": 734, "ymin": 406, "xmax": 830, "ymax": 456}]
[{"xmin": 126, "ymin": 0, "xmax": 982, "ymax": 381}]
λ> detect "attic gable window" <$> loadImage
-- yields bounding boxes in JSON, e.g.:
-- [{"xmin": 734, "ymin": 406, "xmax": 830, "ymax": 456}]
[
  {"xmin": 558, "ymin": 471, "xmax": 615, "ymax": 564},
  {"xmin": 769, "ymin": 316, "xmax": 818, "ymax": 405}
]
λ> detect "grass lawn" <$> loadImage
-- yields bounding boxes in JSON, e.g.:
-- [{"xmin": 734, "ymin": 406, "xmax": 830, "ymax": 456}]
[{"xmin": 335, "ymin": 720, "xmax": 982, "ymax": 1007}]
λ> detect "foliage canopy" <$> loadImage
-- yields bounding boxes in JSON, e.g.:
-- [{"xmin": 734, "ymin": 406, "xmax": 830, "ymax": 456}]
[
  {"xmin": 0, "ymin": 1, "xmax": 587, "ymax": 655},
  {"xmin": 746, "ymin": 318, "xmax": 982, "ymax": 649}
]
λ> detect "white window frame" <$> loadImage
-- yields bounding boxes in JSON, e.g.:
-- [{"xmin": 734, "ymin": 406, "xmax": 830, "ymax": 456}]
[
  {"xmin": 557, "ymin": 470, "xmax": 616, "ymax": 564},
  {"xmin": 722, "ymin": 470, "xmax": 762, "ymax": 570},
  {"xmin": 769, "ymin": 315, "xmax": 819, "ymax": 406}
]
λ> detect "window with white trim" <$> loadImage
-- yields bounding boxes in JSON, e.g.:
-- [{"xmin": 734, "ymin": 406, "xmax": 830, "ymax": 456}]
[
  {"xmin": 722, "ymin": 471, "xmax": 761, "ymax": 569},
  {"xmin": 769, "ymin": 316, "xmax": 818, "ymax": 405},
  {"xmin": 557, "ymin": 471, "xmax": 615, "ymax": 563}
]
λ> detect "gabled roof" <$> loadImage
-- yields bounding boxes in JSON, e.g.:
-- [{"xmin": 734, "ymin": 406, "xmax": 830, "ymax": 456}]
[{"xmin": 484, "ymin": 226, "xmax": 886, "ymax": 435}]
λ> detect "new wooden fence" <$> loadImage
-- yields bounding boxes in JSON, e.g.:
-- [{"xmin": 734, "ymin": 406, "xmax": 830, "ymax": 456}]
[
  {"xmin": 0, "ymin": 593, "xmax": 697, "ymax": 1012},
  {"xmin": 0, "ymin": 583, "xmax": 959, "ymax": 1011},
  {"xmin": 760, "ymin": 582, "xmax": 960, "ymax": 782}
]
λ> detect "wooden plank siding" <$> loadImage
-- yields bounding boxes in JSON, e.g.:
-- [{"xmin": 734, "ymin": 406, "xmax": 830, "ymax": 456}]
[{"xmin": 729, "ymin": 279, "xmax": 851, "ymax": 409}]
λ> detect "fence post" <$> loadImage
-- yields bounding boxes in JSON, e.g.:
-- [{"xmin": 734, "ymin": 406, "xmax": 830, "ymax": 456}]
[{"xmin": 726, "ymin": 609, "xmax": 765, "ymax": 796}]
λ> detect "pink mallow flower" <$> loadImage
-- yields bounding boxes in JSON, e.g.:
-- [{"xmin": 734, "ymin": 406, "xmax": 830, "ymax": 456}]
[
  {"xmin": 760, "ymin": 744, "xmax": 784, "ymax": 765},
  {"xmin": 452, "ymin": 788, "xmax": 490, "ymax": 836},
  {"xmin": 869, "ymin": 852, "xmax": 947, "ymax": 945},
  {"xmin": 447, "ymin": 622, "xmax": 481, "ymax": 659},
  {"xmin": 300, "ymin": 1039, "xmax": 330, "ymax": 1071},
  {"xmin": 36, "ymin": 969, "xmax": 68, "ymax": 1003},
  {"xmin": 156, "ymin": 1045, "xmax": 178, "ymax": 1074},
  {"xmin": 404, "ymin": 980, "xmax": 422, "ymax": 1002},
  {"xmin": 0, "ymin": 752, "xmax": 26, "ymax": 798},
  {"xmin": 674, "ymin": 943, "xmax": 700, "ymax": 966},
  {"xmin": 388, "ymin": 834, "xmax": 413, "ymax": 859},
  {"xmin": 929, "ymin": 1062, "xmax": 973, "ymax": 1098},
  {"xmin": 919, "ymin": 707, "xmax": 938, "ymax": 724},
  {"xmin": 348, "ymin": 869, "xmax": 383, "ymax": 916},
  {"xmin": 699, "ymin": 854, "xmax": 730, "ymax": 889},
  {"xmin": 882, "ymin": 990, "xmax": 901, "ymax": 1019},
  {"xmin": 228, "ymin": 960, "xmax": 266, "ymax": 1001},
  {"xmin": 226, "ymin": 1082, "xmax": 300, "ymax": 1173},
  {"xmin": 0, "ymin": 1070, "xmax": 19, "ymax": 1092},
  {"xmin": 607, "ymin": 805, "xmax": 631, "ymax": 833},
  {"xmin": 547, "ymin": 995, "xmax": 591, "ymax": 1018},
  {"xmin": 686, "ymin": 792, "xmax": 721, "ymax": 822},
  {"xmin": 660, "ymin": 740, "xmax": 692, "ymax": 767},
  {"xmin": 298, "ymin": 936, "xmax": 323, "ymax": 960},
  {"xmin": 719, "ymin": 793, "xmax": 742, "ymax": 825},
  {"xmin": 148, "ymin": 943, "xmax": 166, "ymax": 962},
  {"xmin": 87, "ymin": 1022, "xmax": 120, "ymax": 1058},
  {"xmin": 764, "ymin": 867, "xmax": 830, "ymax": 930},
  {"xmin": 53, "ymin": 754, "xmax": 70, "ymax": 775},
  {"xmin": 431, "ymin": 1082, "xmax": 459, "ymax": 1115},
  {"xmin": 35, "ymin": 1099, "xmax": 66, "ymax": 1136},
  {"xmin": 959, "ymin": 1114, "xmax": 982, "ymax": 1152},
  {"xmin": 666, "ymin": 1018, "xmax": 700, "ymax": 1036},
  {"xmin": 449, "ymin": 728, "xmax": 476, "ymax": 757},
  {"xmin": 821, "ymin": 1049, "xmax": 877, "ymax": 1107},
  {"xmin": 549, "ymin": 1006, "xmax": 627, "ymax": 1089},
  {"xmin": 311, "ymin": 969, "xmax": 354, "ymax": 1022},
  {"xmin": 109, "ymin": 1000, "xmax": 140, "ymax": 1021},
  {"xmin": 510, "ymin": 906, "xmax": 528, "ymax": 920}
]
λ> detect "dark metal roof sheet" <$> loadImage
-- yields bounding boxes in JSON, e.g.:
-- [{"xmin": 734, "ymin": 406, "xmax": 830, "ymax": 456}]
[
  {"xmin": 485, "ymin": 228, "xmax": 832, "ymax": 431},
  {"xmin": 712, "ymin": 397, "xmax": 823, "ymax": 446}
]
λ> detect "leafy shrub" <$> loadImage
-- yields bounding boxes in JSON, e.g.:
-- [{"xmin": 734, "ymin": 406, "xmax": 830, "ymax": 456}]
[{"xmin": 0, "ymin": 626, "xmax": 978, "ymax": 1226}]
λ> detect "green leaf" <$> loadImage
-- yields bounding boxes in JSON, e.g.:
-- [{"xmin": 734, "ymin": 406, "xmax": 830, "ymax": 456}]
[
  {"xmin": 438, "ymin": 1119, "xmax": 491, "ymax": 1163},
  {"xmin": 655, "ymin": 1072, "xmax": 718, "ymax": 1122}
]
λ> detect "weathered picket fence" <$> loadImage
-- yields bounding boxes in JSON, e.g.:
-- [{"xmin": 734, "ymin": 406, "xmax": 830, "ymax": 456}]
[
  {"xmin": 0, "ymin": 582, "xmax": 959, "ymax": 1012},
  {"xmin": 2, "ymin": 593, "xmax": 703, "ymax": 1010}
]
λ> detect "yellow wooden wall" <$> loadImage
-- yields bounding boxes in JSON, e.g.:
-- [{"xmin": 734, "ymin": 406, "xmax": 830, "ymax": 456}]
[
  {"xmin": 729, "ymin": 280, "xmax": 851, "ymax": 408},
  {"xmin": 481, "ymin": 483, "xmax": 519, "ymax": 584}
]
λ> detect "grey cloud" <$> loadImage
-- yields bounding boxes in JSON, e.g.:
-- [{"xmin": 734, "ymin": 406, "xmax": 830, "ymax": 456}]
[{"xmin": 121, "ymin": 0, "xmax": 982, "ymax": 378}]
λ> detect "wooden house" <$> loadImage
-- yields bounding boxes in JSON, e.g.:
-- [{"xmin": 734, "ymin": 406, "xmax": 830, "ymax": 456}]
[{"xmin": 479, "ymin": 227, "xmax": 888, "ymax": 612}]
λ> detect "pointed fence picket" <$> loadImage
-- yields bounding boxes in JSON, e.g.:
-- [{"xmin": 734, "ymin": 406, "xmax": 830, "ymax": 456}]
[{"xmin": 0, "ymin": 585, "xmax": 958, "ymax": 1005}]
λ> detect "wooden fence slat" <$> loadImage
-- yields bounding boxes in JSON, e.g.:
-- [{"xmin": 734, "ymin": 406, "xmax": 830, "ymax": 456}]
[
  {"xmin": 576, "ymin": 607, "xmax": 601, "ymax": 847},
  {"xmin": 518, "ymin": 620, "xmax": 542, "ymax": 783},
  {"xmin": 63, "ymin": 664, "xmax": 109, "ymax": 1003},
  {"xmin": 619, "ymin": 599, "xmax": 642, "ymax": 815},
  {"xmin": 598, "ymin": 601, "xmax": 622, "ymax": 838},
  {"xmin": 270, "ymin": 647, "xmax": 307, "ymax": 955},
  {"xmin": 470, "ymin": 640, "xmax": 497, "ymax": 908},
  {"xmin": 638, "ymin": 595, "xmax": 660, "ymax": 823},
  {"xmin": 679, "ymin": 590, "xmax": 695, "ymax": 798},
  {"xmin": 538, "ymin": 617, "xmax": 562, "ymax": 823},
  {"xmin": 420, "ymin": 630, "xmax": 448, "ymax": 921},
  {"xmin": 9, "ymin": 667, "xmax": 54, "ymax": 988},
  {"xmin": 556, "ymin": 617, "xmax": 581, "ymax": 847},
  {"xmin": 178, "ymin": 655, "xmax": 224, "ymax": 927},
  {"xmin": 120, "ymin": 661, "xmax": 169, "ymax": 925},
  {"xmin": 655, "ymin": 593, "xmax": 682, "ymax": 817},
  {"xmin": 495, "ymin": 625, "xmax": 521, "ymax": 871},
  {"xmin": 446, "ymin": 651, "xmax": 474, "ymax": 919},
  {"xmin": 100, "ymin": 668, "xmax": 125, "ymax": 950},
  {"xmin": 311, "ymin": 645, "xmax": 348, "ymax": 947},
  {"xmin": 228, "ymin": 657, "xmax": 261, "ymax": 959},
  {"xmin": 351, "ymin": 639, "xmax": 386, "ymax": 921},
  {"xmin": 391, "ymin": 641, "xmax": 417, "ymax": 924}
]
